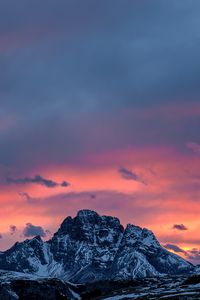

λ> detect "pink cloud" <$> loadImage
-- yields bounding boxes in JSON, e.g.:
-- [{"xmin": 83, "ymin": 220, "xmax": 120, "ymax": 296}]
[
  {"xmin": 186, "ymin": 142, "xmax": 200, "ymax": 154},
  {"xmin": 0, "ymin": 144, "xmax": 200, "ymax": 254}
]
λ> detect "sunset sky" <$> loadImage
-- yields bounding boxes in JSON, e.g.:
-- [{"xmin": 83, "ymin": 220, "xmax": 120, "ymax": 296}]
[{"xmin": 0, "ymin": 0, "xmax": 200, "ymax": 264}]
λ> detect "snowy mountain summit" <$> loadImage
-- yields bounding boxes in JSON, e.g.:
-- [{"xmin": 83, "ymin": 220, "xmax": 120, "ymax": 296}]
[{"xmin": 0, "ymin": 210, "xmax": 194, "ymax": 283}]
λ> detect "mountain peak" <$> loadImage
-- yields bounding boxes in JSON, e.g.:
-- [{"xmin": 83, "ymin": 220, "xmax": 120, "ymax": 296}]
[
  {"xmin": 0, "ymin": 210, "xmax": 195, "ymax": 283},
  {"xmin": 77, "ymin": 209, "xmax": 98, "ymax": 218},
  {"xmin": 30, "ymin": 235, "xmax": 43, "ymax": 242},
  {"xmin": 121, "ymin": 224, "xmax": 159, "ymax": 249}
]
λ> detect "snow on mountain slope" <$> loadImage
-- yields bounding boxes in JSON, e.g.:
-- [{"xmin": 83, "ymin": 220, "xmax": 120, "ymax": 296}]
[
  {"xmin": 0, "ymin": 210, "xmax": 195, "ymax": 283},
  {"xmin": 195, "ymin": 265, "xmax": 200, "ymax": 274}
]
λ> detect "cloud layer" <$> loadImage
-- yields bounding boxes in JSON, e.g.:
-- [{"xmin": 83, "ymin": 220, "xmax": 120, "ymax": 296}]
[{"xmin": 0, "ymin": 0, "xmax": 199, "ymax": 172}]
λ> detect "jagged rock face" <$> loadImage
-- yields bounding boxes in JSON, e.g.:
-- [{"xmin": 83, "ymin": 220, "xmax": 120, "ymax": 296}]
[
  {"xmin": 50, "ymin": 210, "xmax": 124, "ymax": 282},
  {"xmin": 0, "ymin": 210, "xmax": 195, "ymax": 283},
  {"xmin": 195, "ymin": 265, "xmax": 200, "ymax": 274},
  {"xmin": 0, "ymin": 236, "xmax": 51, "ymax": 274}
]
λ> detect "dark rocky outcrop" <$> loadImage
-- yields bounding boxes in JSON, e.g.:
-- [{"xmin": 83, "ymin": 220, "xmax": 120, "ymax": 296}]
[{"xmin": 0, "ymin": 210, "xmax": 195, "ymax": 283}]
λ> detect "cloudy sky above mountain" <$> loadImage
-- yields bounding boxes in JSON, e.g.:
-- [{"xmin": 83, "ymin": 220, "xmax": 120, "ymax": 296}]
[{"xmin": 0, "ymin": 0, "xmax": 200, "ymax": 263}]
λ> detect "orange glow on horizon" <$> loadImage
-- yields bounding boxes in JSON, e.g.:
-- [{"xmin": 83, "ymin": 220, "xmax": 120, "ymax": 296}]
[{"xmin": 0, "ymin": 146, "xmax": 199, "ymax": 262}]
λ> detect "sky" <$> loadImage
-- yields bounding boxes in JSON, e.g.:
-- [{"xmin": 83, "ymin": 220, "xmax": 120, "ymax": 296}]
[{"xmin": 0, "ymin": 0, "xmax": 200, "ymax": 264}]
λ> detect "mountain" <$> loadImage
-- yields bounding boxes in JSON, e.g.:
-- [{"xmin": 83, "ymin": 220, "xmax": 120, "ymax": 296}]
[{"xmin": 0, "ymin": 210, "xmax": 194, "ymax": 283}]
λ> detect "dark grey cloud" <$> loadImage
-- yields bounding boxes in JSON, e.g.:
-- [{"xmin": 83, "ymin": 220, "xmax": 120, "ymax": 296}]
[
  {"xmin": 0, "ymin": 234, "xmax": 2, "ymax": 239},
  {"xmin": 1, "ymin": 0, "xmax": 200, "ymax": 108},
  {"xmin": 164, "ymin": 243, "xmax": 186, "ymax": 253},
  {"xmin": 118, "ymin": 167, "xmax": 147, "ymax": 185},
  {"xmin": 23, "ymin": 223, "xmax": 46, "ymax": 238},
  {"xmin": 6, "ymin": 175, "xmax": 70, "ymax": 188},
  {"xmin": 9, "ymin": 225, "xmax": 17, "ymax": 235},
  {"xmin": 61, "ymin": 181, "xmax": 69, "ymax": 187},
  {"xmin": 0, "ymin": 0, "xmax": 200, "ymax": 171},
  {"xmin": 173, "ymin": 224, "xmax": 188, "ymax": 231}
]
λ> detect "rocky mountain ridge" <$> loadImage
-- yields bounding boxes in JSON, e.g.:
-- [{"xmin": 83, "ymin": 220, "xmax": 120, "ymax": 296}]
[{"xmin": 0, "ymin": 210, "xmax": 195, "ymax": 283}]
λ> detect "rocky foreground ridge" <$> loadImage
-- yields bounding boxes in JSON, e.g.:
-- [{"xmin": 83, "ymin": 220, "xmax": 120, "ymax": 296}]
[{"xmin": 0, "ymin": 271, "xmax": 200, "ymax": 299}]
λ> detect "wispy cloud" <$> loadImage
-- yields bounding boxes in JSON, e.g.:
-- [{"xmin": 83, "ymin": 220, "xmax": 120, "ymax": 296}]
[
  {"xmin": 6, "ymin": 175, "xmax": 70, "ymax": 188},
  {"xmin": 173, "ymin": 224, "xmax": 188, "ymax": 231},
  {"xmin": 164, "ymin": 243, "xmax": 186, "ymax": 253},
  {"xmin": 118, "ymin": 167, "xmax": 147, "ymax": 185}
]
